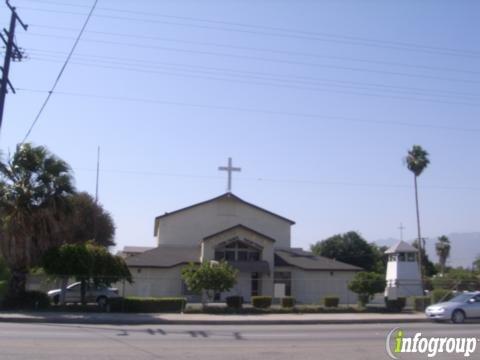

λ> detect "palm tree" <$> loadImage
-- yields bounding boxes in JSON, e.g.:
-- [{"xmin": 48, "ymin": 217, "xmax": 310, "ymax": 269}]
[
  {"xmin": 0, "ymin": 143, "xmax": 75, "ymax": 298},
  {"xmin": 405, "ymin": 145, "xmax": 430, "ymax": 282},
  {"xmin": 435, "ymin": 235, "xmax": 450, "ymax": 275}
]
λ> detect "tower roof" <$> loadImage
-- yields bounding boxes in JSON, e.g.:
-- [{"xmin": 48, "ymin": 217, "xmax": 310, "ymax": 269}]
[{"xmin": 385, "ymin": 240, "xmax": 419, "ymax": 254}]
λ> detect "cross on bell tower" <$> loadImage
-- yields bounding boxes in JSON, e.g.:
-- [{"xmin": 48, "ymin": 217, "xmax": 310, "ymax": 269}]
[
  {"xmin": 218, "ymin": 157, "xmax": 241, "ymax": 192},
  {"xmin": 398, "ymin": 223, "xmax": 405, "ymax": 241}
]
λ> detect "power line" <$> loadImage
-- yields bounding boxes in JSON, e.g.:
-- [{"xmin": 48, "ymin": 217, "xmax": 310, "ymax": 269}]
[
  {"xmin": 22, "ymin": 56, "xmax": 480, "ymax": 107},
  {"xmin": 23, "ymin": 49, "xmax": 480, "ymax": 101},
  {"xmin": 72, "ymin": 166, "xmax": 480, "ymax": 192},
  {"xmin": 16, "ymin": 1, "xmax": 480, "ymax": 59},
  {"xmin": 27, "ymin": 23, "xmax": 480, "ymax": 77},
  {"xmin": 22, "ymin": 32, "xmax": 480, "ymax": 86},
  {"xmin": 16, "ymin": 88, "xmax": 480, "ymax": 133},
  {"xmin": 21, "ymin": 0, "xmax": 98, "ymax": 143}
]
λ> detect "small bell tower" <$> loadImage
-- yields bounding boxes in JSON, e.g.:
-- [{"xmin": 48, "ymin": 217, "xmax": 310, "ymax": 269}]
[{"xmin": 384, "ymin": 241, "xmax": 423, "ymax": 299}]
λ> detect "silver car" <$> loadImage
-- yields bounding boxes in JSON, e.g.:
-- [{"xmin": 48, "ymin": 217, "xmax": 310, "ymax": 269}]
[
  {"xmin": 47, "ymin": 282, "xmax": 120, "ymax": 306},
  {"xmin": 425, "ymin": 291, "xmax": 480, "ymax": 323}
]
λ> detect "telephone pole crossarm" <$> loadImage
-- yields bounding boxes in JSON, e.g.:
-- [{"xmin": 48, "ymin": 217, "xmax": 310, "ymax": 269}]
[{"xmin": 0, "ymin": 1, "xmax": 28, "ymax": 130}]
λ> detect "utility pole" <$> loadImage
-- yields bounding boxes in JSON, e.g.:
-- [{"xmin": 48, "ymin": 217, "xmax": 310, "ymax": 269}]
[{"xmin": 0, "ymin": 1, "xmax": 28, "ymax": 131}]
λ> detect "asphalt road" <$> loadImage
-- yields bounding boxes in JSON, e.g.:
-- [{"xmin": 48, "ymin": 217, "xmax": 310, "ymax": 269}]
[{"xmin": 0, "ymin": 322, "xmax": 478, "ymax": 360}]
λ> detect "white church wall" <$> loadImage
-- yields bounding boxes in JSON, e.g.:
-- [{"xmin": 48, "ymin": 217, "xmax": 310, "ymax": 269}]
[
  {"xmin": 157, "ymin": 196, "xmax": 291, "ymax": 248},
  {"xmin": 122, "ymin": 267, "xmax": 183, "ymax": 298},
  {"xmin": 286, "ymin": 268, "xmax": 358, "ymax": 305}
]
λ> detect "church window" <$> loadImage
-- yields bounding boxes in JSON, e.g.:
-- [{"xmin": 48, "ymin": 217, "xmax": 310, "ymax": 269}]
[
  {"xmin": 237, "ymin": 251, "xmax": 248, "ymax": 261},
  {"xmin": 251, "ymin": 272, "xmax": 260, "ymax": 296},
  {"xmin": 215, "ymin": 240, "xmax": 261, "ymax": 262},
  {"xmin": 249, "ymin": 252, "xmax": 260, "ymax": 261}
]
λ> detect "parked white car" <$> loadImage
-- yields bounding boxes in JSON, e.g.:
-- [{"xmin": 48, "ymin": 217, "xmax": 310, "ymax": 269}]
[{"xmin": 47, "ymin": 282, "xmax": 120, "ymax": 306}]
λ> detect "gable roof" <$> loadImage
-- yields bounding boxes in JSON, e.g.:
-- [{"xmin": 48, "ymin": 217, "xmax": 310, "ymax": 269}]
[
  {"xmin": 385, "ymin": 240, "xmax": 419, "ymax": 254},
  {"xmin": 203, "ymin": 224, "xmax": 276, "ymax": 242},
  {"xmin": 123, "ymin": 246, "xmax": 155, "ymax": 254},
  {"xmin": 154, "ymin": 192, "xmax": 295, "ymax": 236},
  {"xmin": 125, "ymin": 245, "xmax": 200, "ymax": 268},
  {"xmin": 274, "ymin": 248, "xmax": 363, "ymax": 271}
]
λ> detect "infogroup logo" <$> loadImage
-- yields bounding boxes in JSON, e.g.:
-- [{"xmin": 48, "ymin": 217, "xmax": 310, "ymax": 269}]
[{"xmin": 385, "ymin": 328, "xmax": 478, "ymax": 358}]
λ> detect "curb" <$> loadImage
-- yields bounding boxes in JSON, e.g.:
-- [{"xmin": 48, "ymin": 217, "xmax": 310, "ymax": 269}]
[{"xmin": 0, "ymin": 316, "xmax": 430, "ymax": 326}]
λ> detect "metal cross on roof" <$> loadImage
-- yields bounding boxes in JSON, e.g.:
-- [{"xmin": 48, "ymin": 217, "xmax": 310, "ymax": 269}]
[
  {"xmin": 398, "ymin": 223, "xmax": 405, "ymax": 241},
  {"xmin": 218, "ymin": 157, "xmax": 241, "ymax": 192}
]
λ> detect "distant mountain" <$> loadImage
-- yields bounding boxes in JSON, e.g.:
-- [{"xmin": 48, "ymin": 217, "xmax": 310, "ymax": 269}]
[{"xmin": 374, "ymin": 232, "xmax": 480, "ymax": 269}]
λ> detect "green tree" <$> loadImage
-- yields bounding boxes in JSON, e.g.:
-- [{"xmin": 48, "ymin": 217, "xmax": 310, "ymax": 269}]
[
  {"xmin": 412, "ymin": 239, "xmax": 437, "ymax": 277},
  {"xmin": 181, "ymin": 261, "xmax": 237, "ymax": 307},
  {"xmin": 431, "ymin": 267, "xmax": 479, "ymax": 291},
  {"xmin": 405, "ymin": 145, "xmax": 430, "ymax": 281},
  {"xmin": 348, "ymin": 272, "xmax": 386, "ymax": 306},
  {"xmin": 0, "ymin": 256, "xmax": 9, "ymax": 281},
  {"xmin": 371, "ymin": 244, "xmax": 389, "ymax": 274},
  {"xmin": 311, "ymin": 231, "xmax": 379, "ymax": 272},
  {"xmin": 42, "ymin": 242, "xmax": 131, "ymax": 305},
  {"xmin": 435, "ymin": 235, "xmax": 451, "ymax": 275},
  {"xmin": 68, "ymin": 192, "xmax": 115, "ymax": 247},
  {"xmin": 0, "ymin": 144, "xmax": 75, "ymax": 298}
]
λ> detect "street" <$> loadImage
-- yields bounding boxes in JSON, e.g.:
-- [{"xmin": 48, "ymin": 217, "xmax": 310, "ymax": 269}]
[{"xmin": 0, "ymin": 322, "xmax": 478, "ymax": 360}]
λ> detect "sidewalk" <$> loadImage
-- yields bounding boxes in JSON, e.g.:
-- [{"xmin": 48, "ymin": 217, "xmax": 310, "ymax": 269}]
[{"xmin": 0, "ymin": 311, "xmax": 428, "ymax": 325}]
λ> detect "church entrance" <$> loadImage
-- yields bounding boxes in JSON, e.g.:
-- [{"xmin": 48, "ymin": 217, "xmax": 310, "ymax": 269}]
[{"xmin": 251, "ymin": 272, "xmax": 260, "ymax": 297}]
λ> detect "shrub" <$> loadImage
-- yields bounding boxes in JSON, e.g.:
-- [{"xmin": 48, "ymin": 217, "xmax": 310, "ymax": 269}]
[
  {"xmin": 281, "ymin": 296, "xmax": 296, "ymax": 308},
  {"xmin": 358, "ymin": 294, "xmax": 370, "ymax": 307},
  {"xmin": 385, "ymin": 297, "xmax": 406, "ymax": 312},
  {"xmin": 430, "ymin": 289, "xmax": 453, "ymax": 304},
  {"xmin": 109, "ymin": 297, "xmax": 186, "ymax": 313},
  {"xmin": 181, "ymin": 261, "xmax": 237, "ymax": 303},
  {"xmin": 0, "ymin": 281, "xmax": 6, "ymax": 302},
  {"xmin": 348, "ymin": 272, "xmax": 386, "ymax": 306},
  {"xmin": 413, "ymin": 296, "xmax": 431, "ymax": 311},
  {"xmin": 323, "ymin": 296, "xmax": 339, "ymax": 308},
  {"xmin": 251, "ymin": 296, "xmax": 272, "ymax": 309},
  {"xmin": 2, "ymin": 290, "xmax": 50, "ymax": 310},
  {"xmin": 225, "ymin": 296, "xmax": 243, "ymax": 309}
]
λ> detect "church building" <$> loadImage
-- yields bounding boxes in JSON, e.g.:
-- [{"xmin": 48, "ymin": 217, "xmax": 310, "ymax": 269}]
[
  {"xmin": 121, "ymin": 158, "xmax": 361, "ymax": 304},
  {"xmin": 121, "ymin": 192, "xmax": 361, "ymax": 304}
]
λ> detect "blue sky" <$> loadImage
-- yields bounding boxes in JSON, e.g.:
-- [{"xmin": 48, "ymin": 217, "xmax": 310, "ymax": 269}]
[{"xmin": 1, "ymin": 0, "xmax": 479, "ymax": 256}]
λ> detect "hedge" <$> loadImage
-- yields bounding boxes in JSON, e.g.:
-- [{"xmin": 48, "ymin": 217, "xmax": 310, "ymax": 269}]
[
  {"xmin": 431, "ymin": 289, "xmax": 453, "ymax": 304},
  {"xmin": 0, "ymin": 281, "xmax": 6, "ymax": 302},
  {"xmin": 225, "ymin": 296, "xmax": 243, "ymax": 309},
  {"xmin": 2, "ymin": 290, "xmax": 50, "ymax": 310},
  {"xmin": 385, "ymin": 297, "xmax": 406, "ymax": 312},
  {"xmin": 281, "ymin": 296, "xmax": 296, "ymax": 308},
  {"xmin": 413, "ymin": 296, "xmax": 431, "ymax": 311},
  {"xmin": 251, "ymin": 296, "xmax": 272, "ymax": 309},
  {"xmin": 109, "ymin": 297, "xmax": 186, "ymax": 313},
  {"xmin": 323, "ymin": 296, "xmax": 339, "ymax": 308}
]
